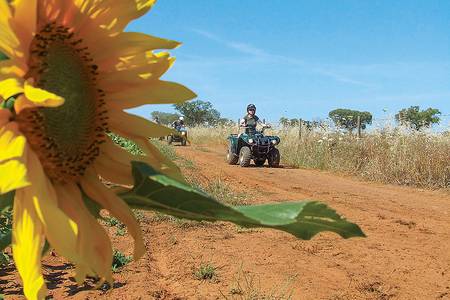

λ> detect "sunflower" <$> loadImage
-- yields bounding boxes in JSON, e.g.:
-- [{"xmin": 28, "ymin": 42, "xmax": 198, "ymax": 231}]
[{"xmin": 0, "ymin": 0, "xmax": 195, "ymax": 298}]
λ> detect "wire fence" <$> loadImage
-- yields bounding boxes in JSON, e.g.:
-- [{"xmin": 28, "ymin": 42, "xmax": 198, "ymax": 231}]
[{"xmin": 231, "ymin": 114, "xmax": 450, "ymax": 134}]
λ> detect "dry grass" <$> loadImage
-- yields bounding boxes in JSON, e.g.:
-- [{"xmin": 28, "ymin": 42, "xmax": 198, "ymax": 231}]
[
  {"xmin": 189, "ymin": 125, "xmax": 235, "ymax": 146},
  {"xmin": 222, "ymin": 264, "xmax": 297, "ymax": 300},
  {"xmin": 188, "ymin": 125, "xmax": 450, "ymax": 189}
]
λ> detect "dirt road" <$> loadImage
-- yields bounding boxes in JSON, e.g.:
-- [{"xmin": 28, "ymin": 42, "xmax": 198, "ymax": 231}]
[{"xmin": 2, "ymin": 144, "xmax": 450, "ymax": 299}]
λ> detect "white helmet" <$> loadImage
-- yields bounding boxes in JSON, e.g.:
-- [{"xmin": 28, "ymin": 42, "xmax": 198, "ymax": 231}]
[{"xmin": 179, "ymin": 116, "xmax": 184, "ymax": 121}]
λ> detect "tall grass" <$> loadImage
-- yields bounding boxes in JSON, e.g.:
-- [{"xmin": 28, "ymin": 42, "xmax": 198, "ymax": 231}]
[
  {"xmin": 188, "ymin": 125, "xmax": 450, "ymax": 189},
  {"xmin": 188, "ymin": 125, "xmax": 235, "ymax": 146}
]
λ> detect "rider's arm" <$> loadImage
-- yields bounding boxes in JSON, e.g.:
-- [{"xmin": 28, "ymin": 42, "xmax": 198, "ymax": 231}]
[
  {"xmin": 255, "ymin": 116, "xmax": 264, "ymax": 126},
  {"xmin": 256, "ymin": 116, "xmax": 270, "ymax": 128},
  {"xmin": 240, "ymin": 117, "xmax": 247, "ymax": 127}
]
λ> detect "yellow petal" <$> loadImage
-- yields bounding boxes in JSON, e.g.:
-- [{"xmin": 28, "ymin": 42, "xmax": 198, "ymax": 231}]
[
  {"xmin": 12, "ymin": 84, "xmax": 65, "ymax": 114},
  {"xmin": 0, "ymin": 79, "xmax": 64, "ymax": 108},
  {"xmin": 25, "ymin": 149, "xmax": 80, "ymax": 265},
  {"xmin": 0, "ymin": 121, "xmax": 29, "ymax": 194},
  {"xmin": 99, "ymin": 51, "xmax": 175, "ymax": 89},
  {"xmin": 11, "ymin": 0, "xmax": 37, "ymax": 54},
  {"xmin": 54, "ymin": 183, "xmax": 113, "ymax": 284},
  {"xmin": 12, "ymin": 189, "xmax": 47, "ymax": 300},
  {"xmin": 0, "ymin": 122, "xmax": 27, "ymax": 162},
  {"xmin": 94, "ymin": 32, "xmax": 180, "ymax": 67},
  {"xmin": 109, "ymin": 111, "xmax": 173, "ymax": 138},
  {"xmin": 94, "ymin": 138, "xmax": 134, "ymax": 186},
  {"xmin": 13, "ymin": 94, "xmax": 36, "ymax": 113},
  {"xmin": 109, "ymin": 121, "xmax": 185, "ymax": 182},
  {"xmin": 0, "ymin": 160, "xmax": 29, "ymax": 194},
  {"xmin": 0, "ymin": 78, "xmax": 24, "ymax": 99},
  {"xmin": 24, "ymin": 81, "xmax": 65, "ymax": 107},
  {"xmin": 0, "ymin": 0, "xmax": 12, "ymax": 23},
  {"xmin": 81, "ymin": 169, "xmax": 145, "ymax": 259},
  {"xmin": 77, "ymin": 0, "xmax": 156, "ymax": 39},
  {"xmin": 0, "ymin": 0, "xmax": 25, "ymax": 62},
  {"xmin": 0, "ymin": 60, "xmax": 26, "ymax": 79},
  {"xmin": 107, "ymin": 80, "xmax": 196, "ymax": 110}
]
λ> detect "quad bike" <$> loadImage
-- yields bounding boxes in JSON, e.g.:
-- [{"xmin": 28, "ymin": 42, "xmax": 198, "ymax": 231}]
[
  {"xmin": 226, "ymin": 125, "xmax": 281, "ymax": 167},
  {"xmin": 168, "ymin": 126, "xmax": 188, "ymax": 146}
]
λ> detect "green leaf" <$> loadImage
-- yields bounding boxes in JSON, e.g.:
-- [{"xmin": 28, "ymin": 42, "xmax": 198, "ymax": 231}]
[
  {"xmin": 0, "ymin": 191, "xmax": 14, "ymax": 214},
  {"xmin": 0, "ymin": 52, "xmax": 7, "ymax": 61},
  {"xmin": 0, "ymin": 97, "xmax": 16, "ymax": 110},
  {"xmin": 42, "ymin": 240, "xmax": 51, "ymax": 256},
  {"xmin": 0, "ymin": 191, "xmax": 13, "ymax": 251},
  {"xmin": 0, "ymin": 231, "xmax": 11, "ymax": 252},
  {"xmin": 119, "ymin": 162, "xmax": 365, "ymax": 240}
]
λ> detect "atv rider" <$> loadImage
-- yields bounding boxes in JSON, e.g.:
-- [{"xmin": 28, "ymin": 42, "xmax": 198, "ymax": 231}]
[
  {"xmin": 172, "ymin": 116, "xmax": 185, "ymax": 130},
  {"xmin": 240, "ymin": 104, "xmax": 264, "ymax": 135}
]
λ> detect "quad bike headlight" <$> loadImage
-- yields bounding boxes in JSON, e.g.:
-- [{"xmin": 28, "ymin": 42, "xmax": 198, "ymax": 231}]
[
  {"xmin": 248, "ymin": 138, "xmax": 254, "ymax": 144},
  {"xmin": 271, "ymin": 139, "xmax": 278, "ymax": 145},
  {"xmin": 181, "ymin": 132, "xmax": 186, "ymax": 135}
]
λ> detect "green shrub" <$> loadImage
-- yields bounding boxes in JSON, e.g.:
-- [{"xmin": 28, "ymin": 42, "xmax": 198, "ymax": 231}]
[{"xmin": 112, "ymin": 250, "xmax": 132, "ymax": 273}]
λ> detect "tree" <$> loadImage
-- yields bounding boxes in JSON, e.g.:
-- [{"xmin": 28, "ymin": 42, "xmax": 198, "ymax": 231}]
[
  {"xmin": 289, "ymin": 118, "xmax": 300, "ymax": 126},
  {"xmin": 150, "ymin": 111, "xmax": 180, "ymax": 125},
  {"xmin": 395, "ymin": 106, "xmax": 441, "ymax": 130},
  {"xmin": 173, "ymin": 100, "xmax": 222, "ymax": 126},
  {"xmin": 303, "ymin": 120, "xmax": 321, "ymax": 130},
  {"xmin": 328, "ymin": 109, "xmax": 372, "ymax": 132},
  {"xmin": 279, "ymin": 117, "xmax": 290, "ymax": 127}
]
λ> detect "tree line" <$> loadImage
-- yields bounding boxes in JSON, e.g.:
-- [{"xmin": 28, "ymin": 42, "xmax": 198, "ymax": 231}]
[
  {"xmin": 151, "ymin": 100, "xmax": 233, "ymax": 126},
  {"xmin": 152, "ymin": 100, "xmax": 443, "ymax": 132},
  {"xmin": 280, "ymin": 106, "xmax": 442, "ymax": 132}
]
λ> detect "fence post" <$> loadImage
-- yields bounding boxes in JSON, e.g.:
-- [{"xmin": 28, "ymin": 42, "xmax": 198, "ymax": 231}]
[
  {"xmin": 299, "ymin": 118, "xmax": 303, "ymax": 140},
  {"xmin": 357, "ymin": 115, "xmax": 362, "ymax": 138}
]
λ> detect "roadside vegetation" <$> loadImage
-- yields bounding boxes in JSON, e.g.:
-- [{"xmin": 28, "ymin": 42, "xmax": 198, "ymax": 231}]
[
  {"xmin": 224, "ymin": 265, "xmax": 296, "ymax": 300},
  {"xmin": 155, "ymin": 101, "xmax": 448, "ymax": 189},
  {"xmin": 186, "ymin": 124, "xmax": 449, "ymax": 189}
]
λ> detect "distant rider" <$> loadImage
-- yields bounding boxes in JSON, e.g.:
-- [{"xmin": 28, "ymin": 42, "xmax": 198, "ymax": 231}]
[
  {"xmin": 172, "ymin": 116, "xmax": 185, "ymax": 130},
  {"xmin": 240, "ymin": 104, "xmax": 264, "ymax": 134}
]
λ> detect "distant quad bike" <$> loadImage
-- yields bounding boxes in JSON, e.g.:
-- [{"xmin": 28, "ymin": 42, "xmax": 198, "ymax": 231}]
[
  {"xmin": 168, "ymin": 126, "xmax": 188, "ymax": 146},
  {"xmin": 226, "ymin": 125, "xmax": 281, "ymax": 167}
]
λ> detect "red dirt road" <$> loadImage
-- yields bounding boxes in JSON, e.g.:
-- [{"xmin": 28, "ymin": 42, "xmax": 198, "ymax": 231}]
[{"xmin": 2, "ymin": 144, "xmax": 450, "ymax": 299}]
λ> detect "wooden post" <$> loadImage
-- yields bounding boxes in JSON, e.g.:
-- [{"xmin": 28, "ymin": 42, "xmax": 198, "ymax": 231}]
[
  {"xmin": 299, "ymin": 118, "xmax": 303, "ymax": 140},
  {"xmin": 357, "ymin": 115, "xmax": 361, "ymax": 138}
]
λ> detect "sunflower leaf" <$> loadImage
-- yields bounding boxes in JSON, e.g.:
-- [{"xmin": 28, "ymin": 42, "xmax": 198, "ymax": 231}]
[
  {"xmin": 0, "ymin": 191, "xmax": 14, "ymax": 214},
  {"xmin": 0, "ymin": 52, "xmax": 7, "ymax": 61},
  {"xmin": 42, "ymin": 240, "xmax": 51, "ymax": 256},
  {"xmin": 0, "ymin": 192, "xmax": 13, "ymax": 251},
  {"xmin": 0, "ymin": 231, "xmax": 11, "ymax": 252},
  {"xmin": 119, "ymin": 161, "xmax": 366, "ymax": 240}
]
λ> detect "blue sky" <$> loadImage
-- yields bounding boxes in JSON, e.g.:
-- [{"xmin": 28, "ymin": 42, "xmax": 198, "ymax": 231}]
[{"xmin": 127, "ymin": 0, "xmax": 450, "ymax": 126}]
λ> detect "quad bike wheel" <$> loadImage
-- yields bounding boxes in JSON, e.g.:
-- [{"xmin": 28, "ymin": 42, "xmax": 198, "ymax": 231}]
[
  {"xmin": 268, "ymin": 148, "xmax": 280, "ymax": 167},
  {"xmin": 181, "ymin": 138, "xmax": 187, "ymax": 146},
  {"xmin": 254, "ymin": 159, "xmax": 265, "ymax": 167},
  {"xmin": 239, "ymin": 146, "xmax": 251, "ymax": 167},
  {"xmin": 226, "ymin": 144, "xmax": 238, "ymax": 165},
  {"xmin": 167, "ymin": 135, "xmax": 173, "ymax": 145}
]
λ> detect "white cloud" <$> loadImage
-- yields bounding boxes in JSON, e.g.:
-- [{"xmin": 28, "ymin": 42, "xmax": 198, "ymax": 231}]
[{"xmin": 190, "ymin": 28, "xmax": 374, "ymax": 87}]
